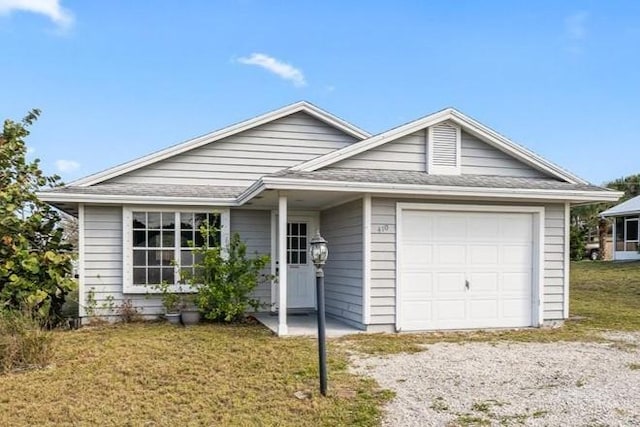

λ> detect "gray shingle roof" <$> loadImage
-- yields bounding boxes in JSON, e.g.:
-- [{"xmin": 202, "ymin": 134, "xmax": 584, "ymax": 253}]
[
  {"xmin": 601, "ymin": 194, "xmax": 640, "ymax": 216},
  {"xmin": 42, "ymin": 183, "xmax": 245, "ymax": 199},
  {"xmin": 268, "ymin": 168, "xmax": 610, "ymax": 192}
]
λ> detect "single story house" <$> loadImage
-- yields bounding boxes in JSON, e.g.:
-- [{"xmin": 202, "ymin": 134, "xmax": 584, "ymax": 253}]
[
  {"xmin": 601, "ymin": 194, "xmax": 640, "ymax": 261},
  {"xmin": 39, "ymin": 102, "xmax": 621, "ymax": 335}
]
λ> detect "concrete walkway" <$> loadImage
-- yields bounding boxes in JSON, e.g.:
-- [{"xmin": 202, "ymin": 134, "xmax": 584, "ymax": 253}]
[{"xmin": 253, "ymin": 312, "xmax": 363, "ymax": 337}]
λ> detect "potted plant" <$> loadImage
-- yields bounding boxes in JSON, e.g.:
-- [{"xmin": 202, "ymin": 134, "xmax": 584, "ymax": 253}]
[
  {"xmin": 153, "ymin": 281, "xmax": 182, "ymax": 325},
  {"xmin": 179, "ymin": 293, "xmax": 200, "ymax": 325}
]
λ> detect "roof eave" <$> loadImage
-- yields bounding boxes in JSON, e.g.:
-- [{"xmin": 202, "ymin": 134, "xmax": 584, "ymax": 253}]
[
  {"xmin": 36, "ymin": 192, "xmax": 238, "ymax": 206},
  {"xmin": 261, "ymin": 177, "xmax": 623, "ymax": 203}
]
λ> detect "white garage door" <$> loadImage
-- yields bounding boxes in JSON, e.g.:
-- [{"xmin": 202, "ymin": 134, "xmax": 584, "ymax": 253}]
[{"xmin": 399, "ymin": 209, "xmax": 535, "ymax": 331}]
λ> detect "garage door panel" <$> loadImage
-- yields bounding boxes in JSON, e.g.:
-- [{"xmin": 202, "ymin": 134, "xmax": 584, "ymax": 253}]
[
  {"xmin": 468, "ymin": 217, "xmax": 500, "ymax": 240},
  {"xmin": 500, "ymin": 216, "xmax": 533, "ymax": 241},
  {"xmin": 469, "ymin": 299, "xmax": 499, "ymax": 320},
  {"xmin": 468, "ymin": 272, "xmax": 499, "ymax": 292},
  {"xmin": 402, "ymin": 211, "xmax": 434, "ymax": 241},
  {"xmin": 402, "ymin": 301, "xmax": 433, "ymax": 323},
  {"xmin": 435, "ymin": 273, "xmax": 466, "ymax": 294},
  {"xmin": 403, "ymin": 243, "xmax": 434, "ymax": 266},
  {"xmin": 469, "ymin": 245, "xmax": 499, "ymax": 265},
  {"xmin": 502, "ymin": 272, "xmax": 531, "ymax": 292},
  {"xmin": 401, "ymin": 273, "xmax": 433, "ymax": 297},
  {"xmin": 436, "ymin": 245, "xmax": 466, "ymax": 264},
  {"xmin": 399, "ymin": 208, "xmax": 535, "ymax": 331},
  {"xmin": 501, "ymin": 244, "xmax": 532, "ymax": 265},
  {"xmin": 434, "ymin": 215, "xmax": 467, "ymax": 240},
  {"xmin": 434, "ymin": 300, "xmax": 466, "ymax": 321}
]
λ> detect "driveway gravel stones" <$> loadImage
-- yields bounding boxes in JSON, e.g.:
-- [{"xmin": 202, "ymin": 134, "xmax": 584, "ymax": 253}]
[{"xmin": 353, "ymin": 335, "xmax": 640, "ymax": 426}]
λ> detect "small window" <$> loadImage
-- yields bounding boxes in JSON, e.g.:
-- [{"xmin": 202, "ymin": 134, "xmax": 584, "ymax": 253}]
[{"xmin": 287, "ymin": 222, "xmax": 308, "ymax": 265}]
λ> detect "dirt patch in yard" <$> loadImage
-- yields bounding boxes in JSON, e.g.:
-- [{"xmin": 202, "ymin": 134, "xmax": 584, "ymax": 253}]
[{"xmin": 353, "ymin": 339, "xmax": 640, "ymax": 426}]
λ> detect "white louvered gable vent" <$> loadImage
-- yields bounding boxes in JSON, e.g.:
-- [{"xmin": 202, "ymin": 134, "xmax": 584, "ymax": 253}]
[{"xmin": 427, "ymin": 121, "xmax": 461, "ymax": 175}]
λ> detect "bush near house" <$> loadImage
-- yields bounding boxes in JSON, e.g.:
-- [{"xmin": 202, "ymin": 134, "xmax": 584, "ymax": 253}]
[
  {"xmin": 187, "ymin": 229, "xmax": 271, "ymax": 322},
  {"xmin": 0, "ymin": 110, "xmax": 75, "ymax": 328}
]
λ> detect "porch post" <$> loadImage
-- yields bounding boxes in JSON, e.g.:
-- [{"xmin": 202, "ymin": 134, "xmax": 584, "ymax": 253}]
[{"xmin": 278, "ymin": 193, "xmax": 288, "ymax": 336}]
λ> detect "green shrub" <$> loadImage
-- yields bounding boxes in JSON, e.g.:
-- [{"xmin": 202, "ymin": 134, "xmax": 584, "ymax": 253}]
[
  {"xmin": 187, "ymin": 231, "xmax": 271, "ymax": 322},
  {"xmin": 0, "ymin": 310, "xmax": 54, "ymax": 373}
]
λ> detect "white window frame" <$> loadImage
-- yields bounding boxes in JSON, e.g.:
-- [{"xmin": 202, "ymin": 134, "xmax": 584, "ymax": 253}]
[
  {"xmin": 122, "ymin": 206, "xmax": 230, "ymax": 294},
  {"xmin": 624, "ymin": 217, "xmax": 639, "ymax": 252}
]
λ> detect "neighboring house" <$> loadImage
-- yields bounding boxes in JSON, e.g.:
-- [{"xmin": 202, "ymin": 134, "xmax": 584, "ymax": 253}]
[
  {"xmin": 38, "ymin": 102, "xmax": 621, "ymax": 335},
  {"xmin": 601, "ymin": 195, "xmax": 640, "ymax": 261}
]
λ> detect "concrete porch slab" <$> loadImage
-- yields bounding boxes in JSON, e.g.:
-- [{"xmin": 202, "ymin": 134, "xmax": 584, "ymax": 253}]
[{"xmin": 253, "ymin": 312, "xmax": 364, "ymax": 337}]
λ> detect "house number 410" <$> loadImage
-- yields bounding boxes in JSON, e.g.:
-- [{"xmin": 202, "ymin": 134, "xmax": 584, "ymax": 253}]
[{"xmin": 377, "ymin": 224, "xmax": 390, "ymax": 233}]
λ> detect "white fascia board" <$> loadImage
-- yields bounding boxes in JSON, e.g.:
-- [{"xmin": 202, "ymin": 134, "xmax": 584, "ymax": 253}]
[
  {"xmin": 36, "ymin": 192, "xmax": 238, "ymax": 206},
  {"xmin": 69, "ymin": 102, "xmax": 370, "ymax": 187},
  {"xmin": 261, "ymin": 177, "xmax": 623, "ymax": 203}
]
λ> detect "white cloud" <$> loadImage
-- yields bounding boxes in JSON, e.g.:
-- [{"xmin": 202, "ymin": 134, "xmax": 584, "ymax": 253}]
[
  {"xmin": 237, "ymin": 53, "xmax": 307, "ymax": 87},
  {"xmin": 565, "ymin": 11, "xmax": 588, "ymax": 41},
  {"xmin": 55, "ymin": 159, "xmax": 79, "ymax": 173},
  {"xmin": 0, "ymin": 0, "xmax": 74, "ymax": 29},
  {"xmin": 26, "ymin": 146, "xmax": 36, "ymax": 154}
]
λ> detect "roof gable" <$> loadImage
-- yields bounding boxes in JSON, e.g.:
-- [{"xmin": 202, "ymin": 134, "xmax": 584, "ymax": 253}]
[
  {"xmin": 292, "ymin": 108, "xmax": 586, "ymax": 185},
  {"xmin": 71, "ymin": 101, "xmax": 370, "ymax": 187}
]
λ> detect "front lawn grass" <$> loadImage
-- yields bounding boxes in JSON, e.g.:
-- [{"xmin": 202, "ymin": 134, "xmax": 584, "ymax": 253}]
[
  {"xmin": 0, "ymin": 323, "xmax": 391, "ymax": 426},
  {"xmin": 340, "ymin": 261, "xmax": 640, "ymax": 354}
]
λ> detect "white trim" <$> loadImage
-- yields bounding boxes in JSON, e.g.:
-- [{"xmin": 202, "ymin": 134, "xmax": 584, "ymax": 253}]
[
  {"xmin": 292, "ymin": 108, "xmax": 586, "ymax": 185},
  {"xmin": 277, "ymin": 194, "xmax": 288, "ymax": 336},
  {"xmin": 427, "ymin": 121, "xmax": 461, "ymax": 175},
  {"xmin": 37, "ymin": 192, "xmax": 238, "ymax": 206},
  {"xmin": 394, "ymin": 202, "xmax": 545, "ymax": 331},
  {"xmin": 362, "ymin": 194, "xmax": 372, "ymax": 325},
  {"xmin": 261, "ymin": 177, "xmax": 623, "ymax": 203},
  {"xmin": 612, "ymin": 218, "xmax": 617, "ymax": 261},
  {"xmin": 70, "ymin": 102, "xmax": 370, "ymax": 187},
  {"xmin": 121, "ymin": 206, "xmax": 230, "ymax": 294},
  {"xmin": 270, "ymin": 210, "xmax": 277, "ymax": 312},
  {"xmin": 77, "ymin": 204, "xmax": 86, "ymax": 318},
  {"xmin": 563, "ymin": 202, "xmax": 570, "ymax": 319}
]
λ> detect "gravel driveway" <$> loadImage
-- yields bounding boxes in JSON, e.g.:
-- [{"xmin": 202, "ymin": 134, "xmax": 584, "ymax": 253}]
[{"xmin": 353, "ymin": 333, "xmax": 640, "ymax": 426}]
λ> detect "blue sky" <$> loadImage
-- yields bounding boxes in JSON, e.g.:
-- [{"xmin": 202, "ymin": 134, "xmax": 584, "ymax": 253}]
[{"xmin": 1, "ymin": 0, "xmax": 639, "ymax": 185}]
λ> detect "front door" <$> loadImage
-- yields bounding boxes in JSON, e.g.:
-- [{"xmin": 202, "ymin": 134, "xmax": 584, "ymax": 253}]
[{"xmin": 281, "ymin": 216, "xmax": 317, "ymax": 309}]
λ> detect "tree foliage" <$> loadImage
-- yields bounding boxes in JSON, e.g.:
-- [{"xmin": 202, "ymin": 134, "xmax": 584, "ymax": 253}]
[
  {"xmin": 570, "ymin": 173, "xmax": 640, "ymax": 260},
  {"xmin": 0, "ymin": 110, "xmax": 75, "ymax": 327}
]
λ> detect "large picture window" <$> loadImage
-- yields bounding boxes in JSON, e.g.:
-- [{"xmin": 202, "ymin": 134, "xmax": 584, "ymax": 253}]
[{"xmin": 123, "ymin": 207, "xmax": 229, "ymax": 293}]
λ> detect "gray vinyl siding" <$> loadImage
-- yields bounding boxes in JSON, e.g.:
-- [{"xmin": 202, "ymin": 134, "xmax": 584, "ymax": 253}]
[
  {"xmin": 107, "ymin": 112, "xmax": 358, "ymax": 187},
  {"xmin": 82, "ymin": 206, "xmax": 273, "ymax": 320},
  {"xmin": 230, "ymin": 209, "xmax": 272, "ymax": 310},
  {"xmin": 368, "ymin": 198, "xmax": 566, "ymax": 326},
  {"xmin": 83, "ymin": 205, "xmax": 164, "ymax": 318},
  {"xmin": 328, "ymin": 129, "xmax": 551, "ymax": 179},
  {"xmin": 332, "ymin": 131, "xmax": 426, "ymax": 171},
  {"xmin": 320, "ymin": 199, "xmax": 364, "ymax": 329},
  {"xmin": 543, "ymin": 204, "xmax": 566, "ymax": 320},
  {"xmin": 461, "ymin": 131, "xmax": 549, "ymax": 178}
]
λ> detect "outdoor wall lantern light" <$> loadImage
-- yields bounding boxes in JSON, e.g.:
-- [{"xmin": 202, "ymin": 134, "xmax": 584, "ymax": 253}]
[{"xmin": 309, "ymin": 231, "xmax": 328, "ymax": 396}]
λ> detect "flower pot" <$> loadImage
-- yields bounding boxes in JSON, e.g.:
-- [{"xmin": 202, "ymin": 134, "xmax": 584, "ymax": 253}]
[
  {"xmin": 165, "ymin": 312, "xmax": 182, "ymax": 325},
  {"xmin": 180, "ymin": 309, "xmax": 200, "ymax": 325}
]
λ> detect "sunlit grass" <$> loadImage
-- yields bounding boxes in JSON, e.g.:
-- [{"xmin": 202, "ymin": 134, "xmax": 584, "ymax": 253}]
[{"xmin": 0, "ymin": 323, "xmax": 390, "ymax": 426}]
